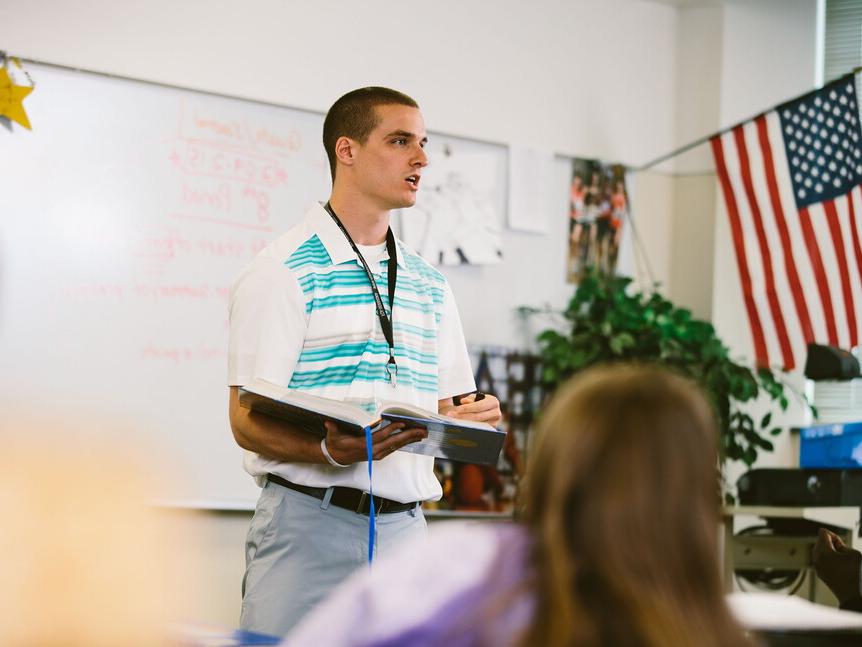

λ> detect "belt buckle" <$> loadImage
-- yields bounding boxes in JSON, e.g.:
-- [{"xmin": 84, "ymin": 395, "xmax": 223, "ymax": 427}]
[{"xmin": 355, "ymin": 491, "xmax": 368, "ymax": 515}]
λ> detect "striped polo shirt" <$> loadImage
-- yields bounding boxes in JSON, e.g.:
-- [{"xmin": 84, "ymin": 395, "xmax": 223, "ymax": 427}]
[{"xmin": 228, "ymin": 202, "xmax": 475, "ymax": 502}]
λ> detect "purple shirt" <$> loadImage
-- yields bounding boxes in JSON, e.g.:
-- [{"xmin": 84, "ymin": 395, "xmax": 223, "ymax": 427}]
[{"xmin": 283, "ymin": 522, "xmax": 534, "ymax": 646}]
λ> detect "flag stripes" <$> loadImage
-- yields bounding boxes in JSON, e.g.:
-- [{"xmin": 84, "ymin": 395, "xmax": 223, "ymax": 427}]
[{"xmin": 712, "ymin": 100, "xmax": 862, "ymax": 368}]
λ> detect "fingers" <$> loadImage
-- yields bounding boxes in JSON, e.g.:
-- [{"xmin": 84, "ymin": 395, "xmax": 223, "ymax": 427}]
[
  {"xmin": 371, "ymin": 427, "xmax": 427, "ymax": 460},
  {"xmin": 447, "ymin": 394, "xmax": 502, "ymax": 426}
]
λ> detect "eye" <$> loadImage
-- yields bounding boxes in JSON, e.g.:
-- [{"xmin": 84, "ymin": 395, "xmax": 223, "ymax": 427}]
[{"xmin": 392, "ymin": 138, "xmax": 407, "ymax": 146}]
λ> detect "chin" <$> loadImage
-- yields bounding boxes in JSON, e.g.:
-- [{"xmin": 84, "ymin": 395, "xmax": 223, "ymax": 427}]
[{"xmin": 389, "ymin": 196, "xmax": 417, "ymax": 210}]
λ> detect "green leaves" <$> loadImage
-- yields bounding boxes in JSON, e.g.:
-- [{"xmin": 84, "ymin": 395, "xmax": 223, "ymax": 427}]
[{"xmin": 529, "ymin": 266, "xmax": 792, "ymax": 470}]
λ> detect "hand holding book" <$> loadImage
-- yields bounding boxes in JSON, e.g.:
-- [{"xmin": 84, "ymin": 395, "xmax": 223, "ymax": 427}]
[
  {"xmin": 441, "ymin": 391, "xmax": 503, "ymax": 427},
  {"xmin": 321, "ymin": 419, "xmax": 428, "ymax": 465}
]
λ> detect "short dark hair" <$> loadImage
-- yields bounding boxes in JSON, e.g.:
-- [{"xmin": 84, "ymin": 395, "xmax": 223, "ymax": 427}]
[{"xmin": 323, "ymin": 87, "xmax": 419, "ymax": 180}]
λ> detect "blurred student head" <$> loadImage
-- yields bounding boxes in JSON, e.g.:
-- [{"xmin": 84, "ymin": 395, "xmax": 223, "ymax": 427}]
[
  {"xmin": 0, "ymin": 409, "xmax": 188, "ymax": 646},
  {"xmin": 520, "ymin": 364, "xmax": 747, "ymax": 647}
]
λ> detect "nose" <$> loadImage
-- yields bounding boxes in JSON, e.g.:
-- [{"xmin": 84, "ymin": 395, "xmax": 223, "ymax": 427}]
[{"xmin": 413, "ymin": 145, "xmax": 428, "ymax": 168}]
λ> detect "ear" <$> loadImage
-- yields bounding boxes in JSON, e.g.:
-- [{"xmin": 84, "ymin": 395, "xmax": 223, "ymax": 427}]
[{"xmin": 334, "ymin": 136, "xmax": 357, "ymax": 168}]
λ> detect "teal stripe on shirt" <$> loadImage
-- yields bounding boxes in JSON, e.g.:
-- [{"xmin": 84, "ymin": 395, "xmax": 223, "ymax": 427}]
[
  {"xmin": 298, "ymin": 340, "xmax": 438, "ymax": 365},
  {"xmin": 288, "ymin": 362, "xmax": 439, "ymax": 392}
]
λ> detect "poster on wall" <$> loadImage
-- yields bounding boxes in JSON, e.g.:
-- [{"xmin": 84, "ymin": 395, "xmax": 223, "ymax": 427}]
[
  {"xmin": 566, "ymin": 158, "xmax": 629, "ymax": 283},
  {"xmin": 395, "ymin": 133, "xmax": 507, "ymax": 265}
]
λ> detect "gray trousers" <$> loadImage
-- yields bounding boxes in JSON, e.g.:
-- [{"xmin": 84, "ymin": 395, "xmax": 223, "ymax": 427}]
[{"xmin": 239, "ymin": 480, "xmax": 427, "ymax": 637}]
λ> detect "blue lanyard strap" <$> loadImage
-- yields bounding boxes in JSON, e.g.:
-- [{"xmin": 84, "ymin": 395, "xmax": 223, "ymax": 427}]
[{"xmin": 365, "ymin": 425, "xmax": 375, "ymax": 563}]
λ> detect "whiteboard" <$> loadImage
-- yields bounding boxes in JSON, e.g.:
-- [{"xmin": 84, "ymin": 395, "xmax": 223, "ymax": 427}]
[{"xmin": 0, "ymin": 63, "xmax": 332, "ymax": 508}]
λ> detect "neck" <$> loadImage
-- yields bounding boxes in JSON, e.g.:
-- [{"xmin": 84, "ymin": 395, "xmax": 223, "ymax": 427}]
[{"xmin": 328, "ymin": 188, "xmax": 390, "ymax": 245}]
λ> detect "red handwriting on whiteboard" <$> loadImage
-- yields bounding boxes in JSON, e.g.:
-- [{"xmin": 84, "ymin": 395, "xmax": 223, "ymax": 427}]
[
  {"xmin": 134, "ymin": 283, "xmax": 211, "ymax": 302},
  {"xmin": 133, "ymin": 230, "xmax": 261, "ymax": 261},
  {"xmin": 196, "ymin": 239, "xmax": 245, "ymax": 258},
  {"xmin": 141, "ymin": 343, "xmax": 227, "ymax": 364},
  {"xmin": 193, "ymin": 113, "xmax": 246, "ymax": 143},
  {"xmin": 169, "ymin": 141, "xmax": 287, "ymax": 188},
  {"xmin": 134, "ymin": 230, "xmax": 192, "ymax": 261},
  {"xmin": 241, "ymin": 187, "xmax": 270, "ymax": 223},
  {"xmin": 182, "ymin": 181, "xmax": 232, "ymax": 212},
  {"xmin": 254, "ymin": 127, "xmax": 302, "ymax": 154}
]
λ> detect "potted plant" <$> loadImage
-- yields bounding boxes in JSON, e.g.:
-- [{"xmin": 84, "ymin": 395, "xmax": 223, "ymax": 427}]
[{"xmin": 520, "ymin": 268, "xmax": 795, "ymax": 492}]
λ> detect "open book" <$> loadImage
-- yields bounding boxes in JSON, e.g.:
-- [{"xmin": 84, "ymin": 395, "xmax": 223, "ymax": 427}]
[{"xmin": 238, "ymin": 378, "xmax": 505, "ymax": 465}]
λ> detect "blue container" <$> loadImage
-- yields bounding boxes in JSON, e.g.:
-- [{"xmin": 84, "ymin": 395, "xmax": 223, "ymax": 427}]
[{"xmin": 799, "ymin": 421, "xmax": 862, "ymax": 468}]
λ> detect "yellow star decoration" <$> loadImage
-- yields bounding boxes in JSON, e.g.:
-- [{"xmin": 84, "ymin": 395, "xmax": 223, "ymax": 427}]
[{"xmin": 0, "ymin": 67, "xmax": 33, "ymax": 130}]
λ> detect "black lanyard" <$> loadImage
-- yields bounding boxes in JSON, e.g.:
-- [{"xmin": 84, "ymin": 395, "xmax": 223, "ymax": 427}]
[{"xmin": 324, "ymin": 202, "xmax": 399, "ymax": 386}]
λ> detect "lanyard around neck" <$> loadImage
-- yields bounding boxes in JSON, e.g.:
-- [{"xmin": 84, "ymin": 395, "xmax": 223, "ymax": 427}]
[{"xmin": 324, "ymin": 202, "xmax": 398, "ymax": 386}]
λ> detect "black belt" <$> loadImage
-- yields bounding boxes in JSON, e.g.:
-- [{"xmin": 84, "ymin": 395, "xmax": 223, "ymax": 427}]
[{"xmin": 266, "ymin": 474, "xmax": 420, "ymax": 516}]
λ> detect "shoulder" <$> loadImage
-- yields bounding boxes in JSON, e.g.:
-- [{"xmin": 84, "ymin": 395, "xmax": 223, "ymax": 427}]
[
  {"xmin": 229, "ymin": 221, "xmax": 326, "ymax": 310},
  {"xmin": 397, "ymin": 239, "xmax": 446, "ymax": 286}
]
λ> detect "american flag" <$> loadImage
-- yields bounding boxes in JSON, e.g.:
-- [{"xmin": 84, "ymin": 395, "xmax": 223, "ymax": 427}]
[{"xmin": 711, "ymin": 75, "xmax": 862, "ymax": 369}]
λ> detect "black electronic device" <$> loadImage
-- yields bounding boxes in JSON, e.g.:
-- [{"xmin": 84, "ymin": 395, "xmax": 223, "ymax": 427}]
[
  {"xmin": 737, "ymin": 468, "xmax": 862, "ymax": 507},
  {"xmin": 804, "ymin": 343, "xmax": 860, "ymax": 381}
]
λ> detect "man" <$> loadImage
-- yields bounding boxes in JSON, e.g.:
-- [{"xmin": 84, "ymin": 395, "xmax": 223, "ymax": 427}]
[{"xmin": 227, "ymin": 87, "xmax": 501, "ymax": 636}]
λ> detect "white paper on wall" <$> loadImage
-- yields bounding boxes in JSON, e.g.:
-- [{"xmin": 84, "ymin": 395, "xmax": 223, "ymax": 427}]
[
  {"xmin": 507, "ymin": 145, "xmax": 555, "ymax": 233},
  {"xmin": 399, "ymin": 137, "xmax": 505, "ymax": 265}
]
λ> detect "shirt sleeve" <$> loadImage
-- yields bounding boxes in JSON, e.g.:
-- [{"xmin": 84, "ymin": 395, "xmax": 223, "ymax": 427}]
[
  {"xmin": 227, "ymin": 256, "xmax": 308, "ymax": 388},
  {"xmin": 436, "ymin": 282, "xmax": 476, "ymax": 400}
]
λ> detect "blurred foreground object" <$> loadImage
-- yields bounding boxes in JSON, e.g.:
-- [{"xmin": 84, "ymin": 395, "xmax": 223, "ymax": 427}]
[{"xmin": 0, "ymin": 410, "xmax": 187, "ymax": 646}]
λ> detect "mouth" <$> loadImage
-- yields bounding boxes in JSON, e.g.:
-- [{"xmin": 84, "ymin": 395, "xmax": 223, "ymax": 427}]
[{"xmin": 405, "ymin": 174, "xmax": 421, "ymax": 191}]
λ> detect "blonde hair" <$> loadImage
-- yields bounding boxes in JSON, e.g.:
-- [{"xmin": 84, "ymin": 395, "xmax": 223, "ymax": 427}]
[{"xmin": 519, "ymin": 364, "xmax": 749, "ymax": 647}]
